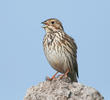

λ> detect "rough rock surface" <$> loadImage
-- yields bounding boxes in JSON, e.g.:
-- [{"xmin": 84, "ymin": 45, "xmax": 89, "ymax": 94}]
[{"xmin": 24, "ymin": 77, "xmax": 104, "ymax": 100}]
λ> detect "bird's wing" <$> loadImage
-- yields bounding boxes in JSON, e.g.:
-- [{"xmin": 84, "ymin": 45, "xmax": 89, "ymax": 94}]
[{"xmin": 63, "ymin": 33, "xmax": 79, "ymax": 78}]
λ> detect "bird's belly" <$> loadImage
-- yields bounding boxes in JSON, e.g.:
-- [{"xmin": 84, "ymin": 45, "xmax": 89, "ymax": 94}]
[{"xmin": 44, "ymin": 49, "xmax": 68, "ymax": 73}]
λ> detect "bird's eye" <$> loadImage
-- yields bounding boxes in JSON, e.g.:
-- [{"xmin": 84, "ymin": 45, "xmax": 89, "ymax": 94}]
[{"xmin": 51, "ymin": 21, "xmax": 54, "ymax": 24}]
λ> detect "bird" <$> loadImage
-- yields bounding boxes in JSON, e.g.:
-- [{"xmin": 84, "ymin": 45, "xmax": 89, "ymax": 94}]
[{"xmin": 42, "ymin": 18, "xmax": 78, "ymax": 82}]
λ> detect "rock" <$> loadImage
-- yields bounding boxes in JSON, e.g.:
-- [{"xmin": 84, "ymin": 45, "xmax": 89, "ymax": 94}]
[{"xmin": 24, "ymin": 77, "xmax": 104, "ymax": 100}]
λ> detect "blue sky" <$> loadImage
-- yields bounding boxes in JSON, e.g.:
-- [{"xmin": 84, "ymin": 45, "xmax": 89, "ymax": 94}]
[{"xmin": 0, "ymin": 0, "xmax": 110, "ymax": 100}]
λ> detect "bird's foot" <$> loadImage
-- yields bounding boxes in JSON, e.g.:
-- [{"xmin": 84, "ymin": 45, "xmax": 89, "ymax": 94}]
[
  {"xmin": 58, "ymin": 74, "xmax": 64, "ymax": 79},
  {"xmin": 46, "ymin": 71, "xmax": 58, "ymax": 81},
  {"xmin": 58, "ymin": 69, "xmax": 69, "ymax": 79},
  {"xmin": 46, "ymin": 76, "xmax": 57, "ymax": 81}
]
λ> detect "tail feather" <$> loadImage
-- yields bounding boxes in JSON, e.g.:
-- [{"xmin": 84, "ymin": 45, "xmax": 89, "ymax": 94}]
[{"xmin": 68, "ymin": 72, "xmax": 78, "ymax": 82}]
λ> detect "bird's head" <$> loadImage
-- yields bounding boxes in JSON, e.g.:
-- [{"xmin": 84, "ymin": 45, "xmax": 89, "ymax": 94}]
[{"xmin": 42, "ymin": 18, "xmax": 64, "ymax": 32}]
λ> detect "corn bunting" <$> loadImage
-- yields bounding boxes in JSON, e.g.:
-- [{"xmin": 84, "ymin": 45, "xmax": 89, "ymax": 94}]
[{"xmin": 42, "ymin": 18, "xmax": 78, "ymax": 82}]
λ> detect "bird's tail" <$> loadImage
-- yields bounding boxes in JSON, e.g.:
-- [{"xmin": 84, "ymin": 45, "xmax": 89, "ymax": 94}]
[{"xmin": 68, "ymin": 72, "xmax": 78, "ymax": 82}]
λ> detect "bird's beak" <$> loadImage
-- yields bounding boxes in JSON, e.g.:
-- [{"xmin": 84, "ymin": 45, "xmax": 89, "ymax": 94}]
[
  {"xmin": 41, "ymin": 21, "xmax": 45, "ymax": 24},
  {"xmin": 41, "ymin": 21, "xmax": 48, "ymax": 28}
]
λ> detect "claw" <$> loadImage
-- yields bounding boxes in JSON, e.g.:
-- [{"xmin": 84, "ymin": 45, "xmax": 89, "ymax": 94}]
[{"xmin": 46, "ymin": 72, "xmax": 58, "ymax": 81}]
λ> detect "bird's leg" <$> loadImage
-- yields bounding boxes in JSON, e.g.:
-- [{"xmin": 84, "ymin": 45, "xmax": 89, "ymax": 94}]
[
  {"xmin": 58, "ymin": 74, "xmax": 64, "ymax": 79},
  {"xmin": 59, "ymin": 69, "xmax": 69, "ymax": 79},
  {"xmin": 46, "ymin": 71, "xmax": 58, "ymax": 81},
  {"xmin": 64, "ymin": 69, "xmax": 69, "ymax": 77}
]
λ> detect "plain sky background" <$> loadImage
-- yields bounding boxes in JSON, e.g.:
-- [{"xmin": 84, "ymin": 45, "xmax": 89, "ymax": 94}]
[{"xmin": 0, "ymin": 0, "xmax": 110, "ymax": 100}]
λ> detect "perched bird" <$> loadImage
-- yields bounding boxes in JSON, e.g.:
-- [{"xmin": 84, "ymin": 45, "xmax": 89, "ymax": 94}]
[{"xmin": 42, "ymin": 18, "xmax": 78, "ymax": 82}]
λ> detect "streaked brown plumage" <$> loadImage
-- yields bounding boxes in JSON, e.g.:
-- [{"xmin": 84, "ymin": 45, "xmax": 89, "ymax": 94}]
[{"xmin": 42, "ymin": 18, "xmax": 78, "ymax": 82}]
